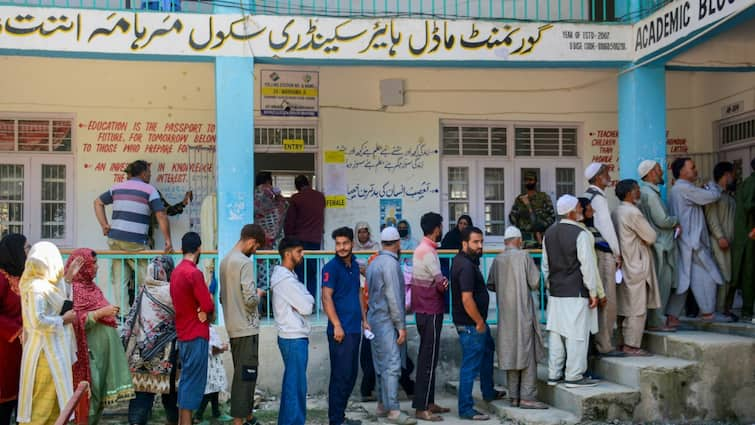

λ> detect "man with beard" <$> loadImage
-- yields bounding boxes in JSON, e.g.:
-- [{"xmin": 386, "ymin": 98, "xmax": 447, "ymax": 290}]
[
  {"xmin": 637, "ymin": 160, "xmax": 680, "ymax": 330},
  {"xmin": 220, "ymin": 224, "xmax": 267, "ymax": 425},
  {"xmin": 367, "ymin": 227, "xmax": 416, "ymax": 425},
  {"xmin": 322, "ymin": 227, "xmax": 363, "ymax": 425},
  {"xmin": 272, "ymin": 238, "xmax": 315, "ymax": 425},
  {"xmin": 488, "ymin": 226, "xmax": 547, "ymax": 409},
  {"xmin": 732, "ymin": 158, "xmax": 755, "ymax": 322},
  {"xmin": 611, "ymin": 180, "xmax": 660, "ymax": 356},
  {"xmin": 543, "ymin": 195, "xmax": 600, "ymax": 388},
  {"xmin": 411, "ymin": 212, "xmax": 450, "ymax": 421},
  {"xmin": 583, "ymin": 163, "xmax": 624, "ymax": 357},
  {"xmin": 668, "ymin": 158, "xmax": 723, "ymax": 322},
  {"xmin": 451, "ymin": 226, "xmax": 505, "ymax": 421},
  {"xmin": 704, "ymin": 162, "xmax": 737, "ymax": 318},
  {"xmin": 509, "ymin": 172, "xmax": 556, "ymax": 249}
]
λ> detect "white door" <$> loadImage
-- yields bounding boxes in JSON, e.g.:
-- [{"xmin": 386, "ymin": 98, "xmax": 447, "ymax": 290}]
[
  {"xmin": 513, "ymin": 160, "xmax": 582, "ymax": 205},
  {"xmin": 721, "ymin": 146, "xmax": 753, "ymax": 184}
]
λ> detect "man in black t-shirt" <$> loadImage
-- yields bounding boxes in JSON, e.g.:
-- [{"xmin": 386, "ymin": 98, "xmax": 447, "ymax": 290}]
[{"xmin": 450, "ymin": 226, "xmax": 503, "ymax": 420}]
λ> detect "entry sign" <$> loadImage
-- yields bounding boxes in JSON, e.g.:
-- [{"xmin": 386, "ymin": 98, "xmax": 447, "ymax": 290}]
[{"xmin": 283, "ymin": 138, "xmax": 305, "ymax": 152}]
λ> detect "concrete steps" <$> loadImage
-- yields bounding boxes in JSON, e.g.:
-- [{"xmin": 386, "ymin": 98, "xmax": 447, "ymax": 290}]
[
  {"xmin": 591, "ymin": 354, "xmax": 698, "ymax": 421},
  {"xmin": 642, "ymin": 330, "xmax": 755, "ymax": 422},
  {"xmin": 535, "ymin": 365, "xmax": 640, "ymax": 421},
  {"xmin": 444, "ymin": 381, "xmax": 579, "ymax": 425},
  {"xmin": 678, "ymin": 317, "xmax": 755, "ymax": 339}
]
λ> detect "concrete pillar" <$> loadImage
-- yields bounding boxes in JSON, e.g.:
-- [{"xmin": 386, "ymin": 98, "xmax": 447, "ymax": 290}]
[
  {"xmin": 618, "ymin": 64, "xmax": 666, "ymax": 184},
  {"xmin": 215, "ymin": 56, "xmax": 254, "ymax": 260}
]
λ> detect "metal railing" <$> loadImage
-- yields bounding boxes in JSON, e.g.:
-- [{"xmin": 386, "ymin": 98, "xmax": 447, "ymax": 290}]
[
  {"xmin": 0, "ymin": 0, "xmax": 670, "ymax": 22},
  {"xmin": 63, "ymin": 248, "xmax": 548, "ymax": 326}
]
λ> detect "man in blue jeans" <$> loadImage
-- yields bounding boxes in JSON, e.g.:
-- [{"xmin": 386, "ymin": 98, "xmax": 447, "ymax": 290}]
[
  {"xmin": 450, "ymin": 227, "xmax": 504, "ymax": 420},
  {"xmin": 169, "ymin": 232, "xmax": 215, "ymax": 425},
  {"xmin": 271, "ymin": 238, "xmax": 315, "ymax": 425},
  {"xmin": 322, "ymin": 227, "xmax": 363, "ymax": 425}
]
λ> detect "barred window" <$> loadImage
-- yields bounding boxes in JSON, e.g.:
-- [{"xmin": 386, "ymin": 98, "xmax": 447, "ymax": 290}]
[
  {"xmin": 441, "ymin": 125, "xmax": 506, "ymax": 156},
  {"xmin": 255, "ymin": 127, "xmax": 317, "ymax": 146},
  {"xmin": 0, "ymin": 118, "xmax": 72, "ymax": 152},
  {"xmin": 515, "ymin": 126, "xmax": 578, "ymax": 157}
]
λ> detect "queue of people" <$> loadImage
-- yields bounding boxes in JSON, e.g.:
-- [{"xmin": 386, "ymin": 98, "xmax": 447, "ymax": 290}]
[{"xmin": 0, "ymin": 155, "xmax": 752, "ymax": 425}]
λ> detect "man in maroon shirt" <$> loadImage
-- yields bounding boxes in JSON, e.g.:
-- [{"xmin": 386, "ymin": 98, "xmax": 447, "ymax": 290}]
[
  {"xmin": 284, "ymin": 175, "xmax": 325, "ymax": 296},
  {"xmin": 170, "ymin": 232, "xmax": 215, "ymax": 425}
]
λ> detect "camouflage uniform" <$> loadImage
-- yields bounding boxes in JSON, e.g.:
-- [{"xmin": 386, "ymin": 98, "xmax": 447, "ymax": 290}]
[{"xmin": 508, "ymin": 191, "xmax": 556, "ymax": 249}]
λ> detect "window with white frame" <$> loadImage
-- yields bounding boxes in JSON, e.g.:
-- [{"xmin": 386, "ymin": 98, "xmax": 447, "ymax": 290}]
[
  {"xmin": 0, "ymin": 116, "xmax": 75, "ymax": 246},
  {"xmin": 441, "ymin": 121, "xmax": 581, "ymax": 241}
]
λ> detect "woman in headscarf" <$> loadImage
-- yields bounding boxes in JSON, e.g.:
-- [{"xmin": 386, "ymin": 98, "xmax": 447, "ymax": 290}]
[
  {"xmin": 440, "ymin": 215, "xmax": 473, "ymax": 251},
  {"xmin": 354, "ymin": 222, "xmax": 378, "ymax": 251},
  {"xmin": 123, "ymin": 256, "xmax": 179, "ymax": 425},
  {"xmin": 17, "ymin": 242, "xmax": 77, "ymax": 425},
  {"xmin": 68, "ymin": 248, "xmax": 134, "ymax": 425},
  {"xmin": 0, "ymin": 234, "xmax": 29, "ymax": 425}
]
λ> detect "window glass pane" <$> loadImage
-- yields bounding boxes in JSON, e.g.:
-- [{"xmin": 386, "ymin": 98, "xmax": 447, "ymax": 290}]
[
  {"xmin": 484, "ymin": 203, "xmax": 505, "ymax": 236},
  {"xmin": 556, "ymin": 168, "xmax": 576, "ymax": 198},
  {"xmin": 448, "ymin": 203, "xmax": 469, "ymax": 230},
  {"xmin": 52, "ymin": 120, "xmax": 72, "ymax": 152},
  {"xmin": 0, "ymin": 120, "xmax": 14, "ymax": 152},
  {"xmin": 40, "ymin": 164, "xmax": 66, "ymax": 239},
  {"xmin": 18, "ymin": 120, "xmax": 50, "ymax": 152},
  {"xmin": 520, "ymin": 168, "xmax": 541, "ymax": 193},
  {"xmin": 515, "ymin": 127, "xmax": 531, "ymax": 156},
  {"xmin": 562, "ymin": 128, "xmax": 578, "ymax": 156},
  {"xmin": 484, "ymin": 168, "xmax": 504, "ymax": 201},
  {"xmin": 460, "ymin": 127, "xmax": 489, "ymax": 155},
  {"xmin": 533, "ymin": 128, "xmax": 560, "ymax": 156},
  {"xmin": 448, "ymin": 167, "xmax": 469, "ymax": 200},
  {"xmin": 491, "ymin": 127, "xmax": 507, "ymax": 156},
  {"xmin": 0, "ymin": 164, "xmax": 24, "ymax": 237},
  {"xmin": 441, "ymin": 126, "xmax": 460, "ymax": 155}
]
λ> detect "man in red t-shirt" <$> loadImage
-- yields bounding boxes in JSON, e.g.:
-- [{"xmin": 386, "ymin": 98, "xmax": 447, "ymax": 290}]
[{"xmin": 170, "ymin": 232, "xmax": 214, "ymax": 425}]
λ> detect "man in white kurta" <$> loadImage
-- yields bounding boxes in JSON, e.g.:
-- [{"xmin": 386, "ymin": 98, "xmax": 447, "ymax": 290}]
[
  {"xmin": 543, "ymin": 195, "xmax": 600, "ymax": 388},
  {"xmin": 704, "ymin": 162, "xmax": 736, "ymax": 316},
  {"xmin": 668, "ymin": 158, "xmax": 723, "ymax": 320},
  {"xmin": 583, "ymin": 163, "xmax": 623, "ymax": 356},
  {"xmin": 637, "ymin": 160, "xmax": 679, "ymax": 330},
  {"xmin": 612, "ymin": 180, "xmax": 661, "ymax": 355}
]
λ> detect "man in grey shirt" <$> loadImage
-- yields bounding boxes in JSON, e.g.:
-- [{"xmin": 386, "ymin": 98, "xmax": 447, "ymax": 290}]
[
  {"xmin": 220, "ymin": 224, "xmax": 266, "ymax": 425},
  {"xmin": 366, "ymin": 227, "xmax": 416, "ymax": 425}
]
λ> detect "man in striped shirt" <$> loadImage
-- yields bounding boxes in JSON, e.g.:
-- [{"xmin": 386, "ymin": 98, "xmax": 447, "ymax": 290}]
[{"xmin": 94, "ymin": 160, "xmax": 173, "ymax": 307}]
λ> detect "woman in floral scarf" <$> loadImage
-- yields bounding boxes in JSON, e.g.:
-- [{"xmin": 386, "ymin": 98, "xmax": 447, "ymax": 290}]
[
  {"xmin": 68, "ymin": 248, "xmax": 134, "ymax": 425},
  {"xmin": 122, "ymin": 255, "xmax": 179, "ymax": 425}
]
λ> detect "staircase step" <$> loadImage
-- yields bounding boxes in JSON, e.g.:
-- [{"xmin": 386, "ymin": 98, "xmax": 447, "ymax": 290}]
[
  {"xmin": 678, "ymin": 317, "xmax": 755, "ymax": 339},
  {"xmin": 592, "ymin": 354, "xmax": 698, "ymax": 421},
  {"xmin": 535, "ymin": 365, "xmax": 640, "ymax": 421},
  {"xmin": 642, "ymin": 330, "xmax": 755, "ymax": 422},
  {"xmin": 445, "ymin": 381, "xmax": 578, "ymax": 425}
]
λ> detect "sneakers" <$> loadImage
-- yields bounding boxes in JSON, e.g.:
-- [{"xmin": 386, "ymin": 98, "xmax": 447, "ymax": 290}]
[
  {"xmin": 564, "ymin": 378, "xmax": 599, "ymax": 388},
  {"xmin": 547, "ymin": 377, "xmax": 564, "ymax": 386}
]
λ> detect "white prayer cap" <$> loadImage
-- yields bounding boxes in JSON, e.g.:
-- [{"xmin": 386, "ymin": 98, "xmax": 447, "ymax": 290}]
[
  {"xmin": 557, "ymin": 195, "xmax": 579, "ymax": 216},
  {"xmin": 637, "ymin": 160, "xmax": 657, "ymax": 178},
  {"xmin": 380, "ymin": 226, "xmax": 400, "ymax": 242},
  {"xmin": 503, "ymin": 226, "xmax": 523, "ymax": 240},
  {"xmin": 584, "ymin": 162, "xmax": 603, "ymax": 180}
]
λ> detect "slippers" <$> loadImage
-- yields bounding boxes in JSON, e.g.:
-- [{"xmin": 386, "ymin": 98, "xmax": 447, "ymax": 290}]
[
  {"xmin": 483, "ymin": 390, "xmax": 506, "ymax": 402},
  {"xmin": 622, "ymin": 347, "xmax": 652, "ymax": 357},
  {"xmin": 428, "ymin": 405, "xmax": 450, "ymax": 414},
  {"xmin": 385, "ymin": 412, "xmax": 418, "ymax": 425},
  {"xmin": 647, "ymin": 325, "xmax": 677, "ymax": 332},
  {"xmin": 460, "ymin": 410, "xmax": 490, "ymax": 421},
  {"xmin": 415, "ymin": 410, "xmax": 443, "ymax": 421},
  {"xmin": 519, "ymin": 400, "xmax": 549, "ymax": 410}
]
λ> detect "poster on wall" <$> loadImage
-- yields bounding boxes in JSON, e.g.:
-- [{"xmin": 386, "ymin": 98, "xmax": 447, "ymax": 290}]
[
  {"xmin": 260, "ymin": 69, "xmax": 319, "ymax": 117},
  {"xmin": 324, "ymin": 150, "xmax": 347, "ymax": 208},
  {"xmin": 380, "ymin": 198, "xmax": 403, "ymax": 229}
]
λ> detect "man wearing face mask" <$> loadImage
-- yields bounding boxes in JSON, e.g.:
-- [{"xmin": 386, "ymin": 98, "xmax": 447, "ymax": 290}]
[
  {"xmin": 509, "ymin": 172, "xmax": 556, "ymax": 249},
  {"xmin": 611, "ymin": 180, "xmax": 660, "ymax": 356},
  {"xmin": 583, "ymin": 163, "xmax": 624, "ymax": 357},
  {"xmin": 704, "ymin": 162, "xmax": 737, "ymax": 319},
  {"xmin": 411, "ymin": 212, "xmax": 450, "ymax": 421},
  {"xmin": 220, "ymin": 224, "xmax": 267, "ymax": 425},
  {"xmin": 637, "ymin": 160, "xmax": 680, "ymax": 331}
]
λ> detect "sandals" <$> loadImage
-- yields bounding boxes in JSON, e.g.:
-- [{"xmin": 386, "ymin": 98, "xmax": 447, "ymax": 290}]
[
  {"xmin": 428, "ymin": 405, "xmax": 450, "ymax": 414},
  {"xmin": 385, "ymin": 412, "xmax": 418, "ymax": 425},
  {"xmin": 415, "ymin": 410, "xmax": 443, "ymax": 422},
  {"xmin": 460, "ymin": 410, "xmax": 490, "ymax": 421},
  {"xmin": 622, "ymin": 346, "xmax": 652, "ymax": 357},
  {"xmin": 519, "ymin": 400, "xmax": 549, "ymax": 410}
]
